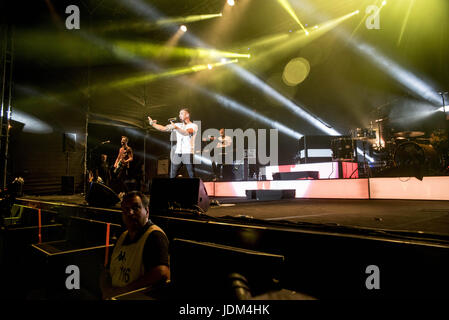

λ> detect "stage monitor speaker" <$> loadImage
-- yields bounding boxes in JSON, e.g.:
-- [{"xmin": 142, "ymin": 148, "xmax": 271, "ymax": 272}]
[
  {"xmin": 232, "ymin": 162, "xmax": 250, "ymax": 181},
  {"xmin": 272, "ymin": 171, "xmax": 319, "ymax": 180},
  {"xmin": 61, "ymin": 176, "xmax": 75, "ymax": 195},
  {"xmin": 298, "ymin": 135, "xmax": 335, "ymax": 164},
  {"xmin": 63, "ymin": 133, "xmax": 76, "ymax": 153},
  {"xmin": 150, "ymin": 178, "xmax": 209, "ymax": 213},
  {"xmin": 246, "ymin": 189, "xmax": 296, "ymax": 201},
  {"xmin": 86, "ymin": 182, "xmax": 120, "ymax": 207}
]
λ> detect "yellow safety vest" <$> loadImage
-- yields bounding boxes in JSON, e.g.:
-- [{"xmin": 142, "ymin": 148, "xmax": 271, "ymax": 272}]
[{"xmin": 110, "ymin": 224, "xmax": 166, "ymax": 287}]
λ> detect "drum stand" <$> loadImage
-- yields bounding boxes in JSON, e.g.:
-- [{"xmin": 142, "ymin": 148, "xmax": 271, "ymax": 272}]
[
  {"xmin": 348, "ymin": 138, "xmax": 371, "ymax": 179},
  {"xmin": 361, "ymin": 140, "xmax": 371, "ymax": 178}
]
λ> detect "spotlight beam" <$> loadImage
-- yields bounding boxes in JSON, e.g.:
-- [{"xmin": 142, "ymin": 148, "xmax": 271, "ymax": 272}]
[
  {"xmin": 105, "ymin": 0, "xmax": 305, "ymax": 141},
  {"xmin": 291, "ymin": 0, "xmax": 442, "ymax": 106},
  {"xmin": 156, "ymin": 13, "xmax": 223, "ymax": 26},
  {"xmin": 119, "ymin": 0, "xmax": 341, "ymax": 140},
  {"xmin": 93, "ymin": 59, "xmax": 239, "ymax": 91},
  {"xmin": 114, "ymin": 41, "xmax": 250, "ymax": 60},
  {"xmin": 192, "ymin": 85, "xmax": 304, "ymax": 140},
  {"xmin": 238, "ymin": 10, "xmax": 360, "ymax": 70},
  {"xmin": 397, "ymin": 0, "xmax": 415, "ymax": 46},
  {"xmin": 277, "ymin": 0, "xmax": 309, "ymax": 35}
]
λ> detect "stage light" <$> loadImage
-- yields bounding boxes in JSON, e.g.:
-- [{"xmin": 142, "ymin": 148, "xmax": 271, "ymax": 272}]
[
  {"xmin": 291, "ymin": 0, "xmax": 442, "ymax": 107},
  {"xmin": 180, "ymin": 25, "xmax": 187, "ymax": 32},
  {"xmin": 201, "ymin": 11, "xmax": 362, "ymax": 143},
  {"xmin": 113, "ymin": 0, "xmax": 372, "ymax": 165},
  {"xmin": 11, "ymin": 109, "xmax": 53, "ymax": 134},
  {"xmin": 94, "ymin": 1, "xmax": 351, "ymax": 154},
  {"xmin": 157, "ymin": 13, "xmax": 223, "ymax": 26},
  {"xmin": 96, "ymin": 59, "xmax": 239, "ymax": 90},
  {"xmin": 397, "ymin": 0, "xmax": 414, "ymax": 46},
  {"xmin": 349, "ymin": 40, "xmax": 441, "ymax": 106},
  {"xmin": 99, "ymin": 13, "xmax": 222, "ymax": 33},
  {"xmin": 199, "ymin": 89, "xmax": 304, "ymax": 140},
  {"xmin": 227, "ymin": 0, "xmax": 235, "ymax": 6},
  {"xmin": 282, "ymin": 57, "xmax": 310, "ymax": 86},
  {"xmin": 238, "ymin": 10, "xmax": 359, "ymax": 70},
  {"xmin": 381, "ymin": 1, "xmax": 387, "ymax": 7},
  {"xmin": 114, "ymin": 41, "xmax": 251, "ymax": 60},
  {"xmin": 277, "ymin": 0, "xmax": 309, "ymax": 36}
]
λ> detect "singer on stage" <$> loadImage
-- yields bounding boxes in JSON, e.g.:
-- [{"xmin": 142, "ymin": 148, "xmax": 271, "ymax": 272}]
[{"xmin": 148, "ymin": 108, "xmax": 198, "ymax": 178}]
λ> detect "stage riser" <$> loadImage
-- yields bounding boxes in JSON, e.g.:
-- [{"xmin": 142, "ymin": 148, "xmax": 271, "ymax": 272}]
[{"xmin": 204, "ymin": 176, "xmax": 449, "ymax": 200}]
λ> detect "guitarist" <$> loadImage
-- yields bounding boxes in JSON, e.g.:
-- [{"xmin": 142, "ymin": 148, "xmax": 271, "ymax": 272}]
[{"xmin": 113, "ymin": 136, "xmax": 134, "ymax": 194}]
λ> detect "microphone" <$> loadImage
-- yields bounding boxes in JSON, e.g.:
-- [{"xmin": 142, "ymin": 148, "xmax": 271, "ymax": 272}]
[
  {"xmin": 101, "ymin": 140, "xmax": 110, "ymax": 144},
  {"xmin": 168, "ymin": 117, "xmax": 177, "ymax": 122}
]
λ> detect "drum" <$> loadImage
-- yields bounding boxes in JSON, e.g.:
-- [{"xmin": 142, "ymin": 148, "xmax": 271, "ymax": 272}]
[
  {"xmin": 393, "ymin": 142, "xmax": 440, "ymax": 171},
  {"xmin": 331, "ymin": 137, "xmax": 355, "ymax": 161}
]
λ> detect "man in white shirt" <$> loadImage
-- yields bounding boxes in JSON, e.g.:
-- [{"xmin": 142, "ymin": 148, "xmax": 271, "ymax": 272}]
[
  {"xmin": 148, "ymin": 108, "xmax": 198, "ymax": 178},
  {"xmin": 211, "ymin": 128, "xmax": 232, "ymax": 180},
  {"xmin": 216, "ymin": 128, "xmax": 233, "ymax": 149}
]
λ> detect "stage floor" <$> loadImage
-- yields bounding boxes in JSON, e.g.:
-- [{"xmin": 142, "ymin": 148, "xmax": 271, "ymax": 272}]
[
  {"xmin": 208, "ymin": 197, "xmax": 449, "ymax": 236},
  {"xmin": 17, "ymin": 194, "xmax": 449, "ymax": 238}
]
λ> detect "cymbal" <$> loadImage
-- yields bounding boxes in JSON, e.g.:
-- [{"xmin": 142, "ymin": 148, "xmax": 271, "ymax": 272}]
[{"xmin": 394, "ymin": 131, "xmax": 425, "ymax": 138}]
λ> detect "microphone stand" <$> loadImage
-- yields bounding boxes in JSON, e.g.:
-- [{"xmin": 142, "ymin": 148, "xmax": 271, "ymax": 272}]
[
  {"xmin": 170, "ymin": 127, "xmax": 176, "ymax": 178},
  {"xmin": 87, "ymin": 143, "xmax": 105, "ymax": 182},
  {"xmin": 438, "ymin": 92, "xmax": 448, "ymax": 137}
]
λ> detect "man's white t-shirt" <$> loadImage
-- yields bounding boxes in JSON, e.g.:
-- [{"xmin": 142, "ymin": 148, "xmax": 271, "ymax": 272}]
[
  {"xmin": 169, "ymin": 122, "xmax": 198, "ymax": 154},
  {"xmin": 217, "ymin": 135, "xmax": 232, "ymax": 149}
]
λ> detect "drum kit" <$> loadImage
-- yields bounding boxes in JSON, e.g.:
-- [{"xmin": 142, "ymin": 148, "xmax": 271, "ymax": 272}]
[{"xmin": 331, "ymin": 117, "xmax": 449, "ymax": 175}]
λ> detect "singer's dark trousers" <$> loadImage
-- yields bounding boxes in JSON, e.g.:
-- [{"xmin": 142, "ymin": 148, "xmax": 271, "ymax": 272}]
[{"xmin": 170, "ymin": 153, "xmax": 195, "ymax": 178}]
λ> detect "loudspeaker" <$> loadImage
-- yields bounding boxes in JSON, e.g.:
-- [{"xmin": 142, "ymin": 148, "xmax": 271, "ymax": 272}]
[
  {"xmin": 298, "ymin": 135, "xmax": 335, "ymax": 163},
  {"xmin": 157, "ymin": 158, "xmax": 169, "ymax": 176},
  {"xmin": 232, "ymin": 162, "xmax": 250, "ymax": 181},
  {"xmin": 63, "ymin": 133, "xmax": 76, "ymax": 153},
  {"xmin": 86, "ymin": 182, "xmax": 120, "ymax": 207},
  {"xmin": 246, "ymin": 189, "xmax": 296, "ymax": 201},
  {"xmin": 272, "ymin": 171, "xmax": 319, "ymax": 180},
  {"xmin": 61, "ymin": 176, "xmax": 75, "ymax": 195},
  {"xmin": 150, "ymin": 178, "xmax": 209, "ymax": 213}
]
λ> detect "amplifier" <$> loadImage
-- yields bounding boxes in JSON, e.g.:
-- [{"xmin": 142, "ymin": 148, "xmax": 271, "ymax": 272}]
[{"xmin": 298, "ymin": 135, "xmax": 338, "ymax": 164}]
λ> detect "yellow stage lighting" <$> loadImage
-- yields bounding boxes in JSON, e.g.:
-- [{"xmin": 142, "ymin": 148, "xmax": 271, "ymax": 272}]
[
  {"xmin": 94, "ymin": 59, "xmax": 239, "ymax": 91},
  {"xmin": 277, "ymin": 0, "xmax": 309, "ymax": 35},
  {"xmin": 282, "ymin": 57, "xmax": 310, "ymax": 86}
]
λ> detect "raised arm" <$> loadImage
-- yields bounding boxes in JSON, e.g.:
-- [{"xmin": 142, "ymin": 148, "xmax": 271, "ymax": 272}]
[
  {"xmin": 171, "ymin": 121, "xmax": 194, "ymax": 136},
  {"xmin": 148, "ymin": 116, "xmax": 172, "ymax": 132}
]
